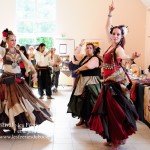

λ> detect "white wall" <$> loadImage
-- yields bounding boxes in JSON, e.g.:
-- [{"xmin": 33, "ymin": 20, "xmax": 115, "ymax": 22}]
[
  {"xmin": 145, "ymin": 8, "xmax": 150, "ymax": 68},
  {"xmin": 0, "ymin": 0, "xmax": 148, "ymax": 69},
  {"xmin": 56, "ymin": 0, "xmax": 146, "ymax": 69},
  {"xmin": 0, "ymin": 0, "xmax": 16, "ymax": 37}
]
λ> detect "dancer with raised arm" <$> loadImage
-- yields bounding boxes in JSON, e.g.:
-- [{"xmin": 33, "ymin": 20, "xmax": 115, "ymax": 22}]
[
  {"xmin": 88, "ymin": 1, "xmax": 140, "ymax": 150},
  {"xmin": 67, "ymin": 43, "xmax": 102, "ymax": 127}
]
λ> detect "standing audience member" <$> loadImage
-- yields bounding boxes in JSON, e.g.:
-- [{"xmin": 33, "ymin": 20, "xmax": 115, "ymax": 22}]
[
  {"xmin": 50, "ymin": 48, "xmax": 62, "ymax": 93},
  {"xmin": 16, "ymin": 44, "xmax": 20, "ymax": 51},
  {"xmin": 0, "ymin": 29, "xmax": 52, "ymax": 135},
  {"xmin": 34, "ymin": 43, "xmax": 54, "ymax": 99},
  {"xmin": 28, "ymin": 46, "xmax": 37, "ymax": 88},
  {"xmin": 67, "ymin": 43, "xmax": 102, "ymax": 127},
  {"xmin": 88, "ymin": 1, "xmax": 140, "ymax": 150},
  {"xmin": 19, "ymin": 46, "xmax": 30, "ymax": 84}
]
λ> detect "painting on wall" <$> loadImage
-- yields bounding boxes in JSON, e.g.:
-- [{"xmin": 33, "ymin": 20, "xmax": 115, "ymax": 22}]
[
  {"xmin": 86, "ymin": 41, "xmax": 100, "ymax": 48},
  {"xmin": 59, "ymin": 44, "xmax": 67, "ymax": 54}
]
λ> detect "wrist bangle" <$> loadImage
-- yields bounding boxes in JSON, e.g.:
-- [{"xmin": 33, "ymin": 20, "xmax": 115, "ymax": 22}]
[{"xmin": 108, "ymin": 14, "xmax": 112, "ymax": 17}]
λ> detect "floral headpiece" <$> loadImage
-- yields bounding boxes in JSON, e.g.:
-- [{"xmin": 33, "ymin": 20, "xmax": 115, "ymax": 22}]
[
  {"xmin": 110, "ymin": 25, "xmax": 128, "ymax": 37},
  {"xmin": 122, "ymin": 26, "xmax": 128, "ymax": 36},
  {"xmin": 2, "ymin": 28, "xmax": 9, "ymax": 42}
]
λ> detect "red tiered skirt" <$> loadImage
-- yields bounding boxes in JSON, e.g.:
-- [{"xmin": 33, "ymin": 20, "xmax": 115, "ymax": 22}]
[{"xmin": 88, "ymin": 82, "xmax": 138, "ymax": 145}]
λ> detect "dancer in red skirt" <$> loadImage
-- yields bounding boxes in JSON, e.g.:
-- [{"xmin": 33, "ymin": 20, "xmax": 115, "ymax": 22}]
[{"xmin": 88, "ymin": 1, "xmax": 140, "ymax": 150}]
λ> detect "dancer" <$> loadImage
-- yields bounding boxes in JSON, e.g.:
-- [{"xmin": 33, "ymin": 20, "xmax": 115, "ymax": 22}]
[
  {"xmin": 19, "ymin": 46, "xmax": 30, "ymax": 84},
  {"xmin": 50, "ymin": 48, "xmax": 62, "ymax": 93},
  {"xmin": 0, "ymin": 28, "xmax": 52, "ymax": 134},
  {"xmin": 67, "ymin": 43, "xmax": 102, "ymax": 126},
  {"xmin": 88, "ymin": 1, "xmax": 140, "ymax": 150}
]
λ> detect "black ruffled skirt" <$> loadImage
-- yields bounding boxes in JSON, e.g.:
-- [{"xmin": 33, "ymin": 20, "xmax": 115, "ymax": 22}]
[{"xmin": 67, "ymin": 83, "xmax": 101, "ymax": 123}]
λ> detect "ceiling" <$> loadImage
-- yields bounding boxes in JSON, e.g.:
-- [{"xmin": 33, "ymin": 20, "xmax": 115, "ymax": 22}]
[{"xmin": 140, "ymin": 0, "xmax": 150, "ymax": 8}]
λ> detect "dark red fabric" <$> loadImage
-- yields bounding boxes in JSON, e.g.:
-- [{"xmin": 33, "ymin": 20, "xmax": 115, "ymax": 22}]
[
  {"xmin": 88, "ymin": 114, "xmax": 104, "ymax": 134},
  {"xmin": 0, "ymin": 84, "xmax": 5, "ymax": 101},
  {"xmin": 19, "ymin": 61, "xmax": 25, "ymax": 68},
  {"xmin": 130, "ymin": 83, "xmax": 137, "ymax": 102},
  {"xmin": 15, "ymin": 77, "xmax": 24, "ymax": 84},
  {"xmin": 103, "ymin": 49, "xmax": 120, "ymax": 78},
  {"xmin": 88, "ymin": 86, "xmax": 136, "ymax": 145}
]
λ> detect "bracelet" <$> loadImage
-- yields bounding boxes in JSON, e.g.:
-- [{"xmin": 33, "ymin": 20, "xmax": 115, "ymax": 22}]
[{"xmin": 108, "ymin": 14, "xmax": 112, "ymax": 17}]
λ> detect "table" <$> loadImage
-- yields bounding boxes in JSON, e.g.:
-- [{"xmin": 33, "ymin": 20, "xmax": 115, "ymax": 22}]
[{"xmin": 132, "ymin": 79, "xmax": 150, "ymax": 127}]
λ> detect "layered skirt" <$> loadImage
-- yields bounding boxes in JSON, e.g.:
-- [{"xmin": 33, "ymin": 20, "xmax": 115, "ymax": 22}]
[
  {"xmin": 67, "ymin": 75, "xmax": 101, "ymax": 123},
  {"xmin": 88, "ymin": 81, "xmax": 138, "ymax": 145},
  {"xmin": 0, "ymin": 72, "xmax": 52, "ymax": 132}
]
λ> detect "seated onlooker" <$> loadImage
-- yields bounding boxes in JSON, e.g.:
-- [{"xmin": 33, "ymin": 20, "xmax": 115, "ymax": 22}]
[{"xmin": 122, "ymin": 59, "xmax": 141, "ymax": 78}]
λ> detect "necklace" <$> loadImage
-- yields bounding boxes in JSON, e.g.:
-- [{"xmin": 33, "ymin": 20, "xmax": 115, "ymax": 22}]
[{"xmin": 9, "ymin": 49, "xmax": 18, "ymax": 68}]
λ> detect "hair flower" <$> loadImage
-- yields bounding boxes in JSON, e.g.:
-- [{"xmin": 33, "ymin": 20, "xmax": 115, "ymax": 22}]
[
  {"xmin": 2, "ymin": 28, "xmax": 8, "ymax": 42},
  {"xmin": 2, "ymin": 32, "xmax": 8, "ymax": 37},
  {"xmin": 122, "ymin": 26, "xmax": 128, "ymax": 36}
]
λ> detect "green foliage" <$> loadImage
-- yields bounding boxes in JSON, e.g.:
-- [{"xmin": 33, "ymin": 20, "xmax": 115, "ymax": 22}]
[
  {"xmin": 16, "ymin": 0, "xmax": 56, "ymax": 49},
  {"xmin": 36, "ymin": 37, "xmax": 54, "ymax": 50},
  {"xmin": 18, "ymin": 38, "xmax": 34, "ymax": 46}
]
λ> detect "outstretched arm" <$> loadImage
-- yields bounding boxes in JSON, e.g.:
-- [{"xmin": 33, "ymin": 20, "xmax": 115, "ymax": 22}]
[
  {"xmin": 74, "ymin": 39, "xmax": 85, "ymax": 55},
  {"xmin": 74, "ymin": 57, "xmax": 99, "ymax": 74},
  {"xmin": 106, "ymin": 0, "xmax": 115, "ymax": 42},
  {"xmin": 116, "ymin": 46, "xmax": 141, "ymax": 60}
]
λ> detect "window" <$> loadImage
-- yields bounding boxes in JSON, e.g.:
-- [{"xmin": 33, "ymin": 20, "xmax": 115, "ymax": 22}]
[{"xmin": 16, "ymin": 0, "xmax": 56, "ymax": 50}]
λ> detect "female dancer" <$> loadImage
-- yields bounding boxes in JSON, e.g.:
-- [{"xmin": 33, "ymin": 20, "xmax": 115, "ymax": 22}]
[
  {"xmin": 88, "ymin": 1, "xmax": 140, "ymax": 150},
  {"xmin": 67, "ymin": 43, "xmax": 102, "ymax": 126},
  {"xmin": 0, "ymin": 29, "xmax": 52, "ymax": 134}
]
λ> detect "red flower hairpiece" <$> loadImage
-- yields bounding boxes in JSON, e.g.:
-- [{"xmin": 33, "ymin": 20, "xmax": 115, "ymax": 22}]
[
  {"xmin": 2, "ymin": 28, "xmax": 9, "ymax": 37},
  {"xmin": 2, "ymin": 32, "xmax": 8, "ymax": 37}
]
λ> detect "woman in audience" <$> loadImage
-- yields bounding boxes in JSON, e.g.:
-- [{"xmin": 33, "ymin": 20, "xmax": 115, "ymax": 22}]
[
  {"xmin": 88, "ymin": 1, "xmax": 140, "ymax": 150},
  {"xmin": 28, "ymin": 46, "xmax": 37, "ymax": 88},
  {"xmin": 67, "ymin": 43, "xmax": 102, "ymax": 127},
  {"xmin": 19, "ymin": 46, "xmax": 29, "ymax": 84},
  {"xmin": 0, "ymin": 28, "xmax": 52, "ymax": 135}
]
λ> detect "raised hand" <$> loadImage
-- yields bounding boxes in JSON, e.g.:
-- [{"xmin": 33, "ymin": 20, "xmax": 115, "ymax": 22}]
[
  {"xmin": 109, "ymin": 0, "xmax": 115, "ymax": 13},
  {"xmin": 80, "ymin": 39, "xmax": 85, "ymax": 46}
]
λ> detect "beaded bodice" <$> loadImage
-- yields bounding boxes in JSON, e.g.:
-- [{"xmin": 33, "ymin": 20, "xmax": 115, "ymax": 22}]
[
  {"xmin": 103, "ymin": 48, "xmax": 120, "ymax": 78},
  {"xmin": 3, "ymin": 49, "xmax": 22, "ymax": 65}
]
